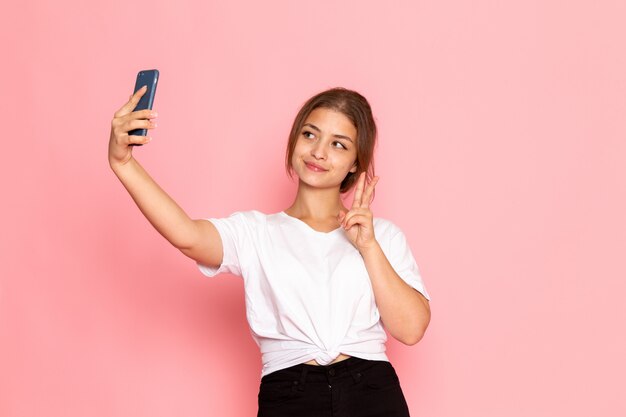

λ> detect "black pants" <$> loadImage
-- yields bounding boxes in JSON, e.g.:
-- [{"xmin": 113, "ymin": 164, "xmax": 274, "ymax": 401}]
[{"xmin": 257, "ymin": 357, "xmax": 411, "ymax": 417}]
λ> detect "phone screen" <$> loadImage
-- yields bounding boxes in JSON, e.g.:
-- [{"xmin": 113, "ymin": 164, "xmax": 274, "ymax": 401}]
[{"xmin": 129, "ymin": 69, "xmax": 159, "ymax": 137}]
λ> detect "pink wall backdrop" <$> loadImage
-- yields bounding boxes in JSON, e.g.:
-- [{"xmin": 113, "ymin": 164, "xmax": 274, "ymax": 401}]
[{"xmin": 1, "ymin": 0, "xmax": 625, "ymax": 416}]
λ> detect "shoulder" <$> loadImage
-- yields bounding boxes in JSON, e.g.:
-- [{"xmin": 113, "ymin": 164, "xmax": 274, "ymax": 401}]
[
  {"xmin": 215, "ymin": 210, "xmax": 287, "ymax": 231},
  {"xmin": 373, "ymin": 217, "xmax": 416, "ymax": 252},
  {"xmin": 221, "ymin": 210, "xmax": 272, "ymax": 223},
  {"xmin": 373, "ymin": 217, "xmax": 404, "ymax": 238}
]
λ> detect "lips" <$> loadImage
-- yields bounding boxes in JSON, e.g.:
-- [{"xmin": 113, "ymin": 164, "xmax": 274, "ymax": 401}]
[{"xmin": 304, "ymin": 161, "xmax": 328, "ymax": 172}]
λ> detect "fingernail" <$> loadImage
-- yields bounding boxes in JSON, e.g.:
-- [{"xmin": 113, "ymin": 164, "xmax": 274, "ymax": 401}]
[{"xmin": 150, "ymin": 112, "xmax": 158, "ymax": 118}]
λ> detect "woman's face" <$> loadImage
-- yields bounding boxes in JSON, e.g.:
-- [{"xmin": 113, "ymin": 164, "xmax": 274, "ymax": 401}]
[{"xmin": 290, "ymin": 107, "xmax": 358, "ymax": 191}]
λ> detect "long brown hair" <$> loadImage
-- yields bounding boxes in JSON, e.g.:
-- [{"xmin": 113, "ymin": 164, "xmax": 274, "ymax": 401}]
[{"xmin": 285, "ymin": 87, "xmax": 377, "ymax": 193}]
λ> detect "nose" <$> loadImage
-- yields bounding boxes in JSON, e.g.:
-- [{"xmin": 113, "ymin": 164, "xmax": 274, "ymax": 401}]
[{"xmin": 311, "ymin": 140, "xmax": 327, "ymax": 160}]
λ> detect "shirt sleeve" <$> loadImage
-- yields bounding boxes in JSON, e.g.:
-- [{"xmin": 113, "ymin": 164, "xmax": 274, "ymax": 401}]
[
  {"xmin": 196, "ymin": 212, "xmax": 248, "ymax": 278},
  {"xmin": 385, "ymin": 224, "xmax": 431, "ymax": 301}
]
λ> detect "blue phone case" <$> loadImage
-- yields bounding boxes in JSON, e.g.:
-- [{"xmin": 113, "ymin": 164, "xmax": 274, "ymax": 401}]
[{"xmin": 129, "ymin": 69, "xmax": 159, "ymax": 139}]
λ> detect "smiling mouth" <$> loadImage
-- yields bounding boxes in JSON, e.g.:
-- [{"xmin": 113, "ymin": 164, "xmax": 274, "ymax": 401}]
[{"xmin": 305, "ymin": 162, "xmax": 328, "ymax": 172}]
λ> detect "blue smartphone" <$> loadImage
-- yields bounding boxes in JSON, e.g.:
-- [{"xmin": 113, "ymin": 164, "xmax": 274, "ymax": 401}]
[{"xmin": 129, "ymin": 69, "xmax": 159, "ymax": 142}]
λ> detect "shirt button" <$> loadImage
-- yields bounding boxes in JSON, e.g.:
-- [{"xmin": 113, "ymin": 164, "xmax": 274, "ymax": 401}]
[{"xmin": 328, "ymin": 368, "xmax": 336, "ymax": 376}]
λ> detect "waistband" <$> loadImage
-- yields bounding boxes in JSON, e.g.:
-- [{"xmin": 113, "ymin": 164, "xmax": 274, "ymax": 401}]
[{"xmin": 261, "ymin": 357, "xmax": 391, "ymax": 386}]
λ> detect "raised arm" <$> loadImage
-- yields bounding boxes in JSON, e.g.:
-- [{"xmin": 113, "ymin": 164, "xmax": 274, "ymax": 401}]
[
  {"xmin": 339, "ymin": 173, "xmax": 431, "ymax": 345},
  {"xmin": 108, "ymin": 86, "xmax": 222, "ymax": 267}
]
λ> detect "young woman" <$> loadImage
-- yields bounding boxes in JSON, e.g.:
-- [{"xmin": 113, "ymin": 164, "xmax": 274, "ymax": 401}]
[{"xmin": 109, "ymin": 86, "xmax": 431, "ymax": 417}]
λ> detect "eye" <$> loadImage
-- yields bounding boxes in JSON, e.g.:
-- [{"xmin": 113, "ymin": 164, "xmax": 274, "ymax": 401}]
[
  {"xmin": 302, "ymin": 130, "xmax": 315, "ymax": 139},
  {"xmin": 332, "ymin": 141, "xmax": 347, "ymax": 150}
]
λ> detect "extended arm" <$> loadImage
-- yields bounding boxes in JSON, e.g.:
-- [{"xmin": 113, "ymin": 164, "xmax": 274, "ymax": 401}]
[{"xmin": 108, "ymin": 87, "xmax": 222, "ymax": 267}]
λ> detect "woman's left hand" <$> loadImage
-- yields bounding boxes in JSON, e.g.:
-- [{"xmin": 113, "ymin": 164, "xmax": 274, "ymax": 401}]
[{"xmin": 338, "ymin": 172, "xmax": 380, "ymax": 252}]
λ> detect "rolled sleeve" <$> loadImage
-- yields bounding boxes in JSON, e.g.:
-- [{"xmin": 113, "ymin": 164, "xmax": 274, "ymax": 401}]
[
  {"xmin": 196, "ymin": 213, "xmax": 247, "ymax": 278},
  {"xmin": 386, "ymin": 227, "xmax": 430, "ymax": 301}
]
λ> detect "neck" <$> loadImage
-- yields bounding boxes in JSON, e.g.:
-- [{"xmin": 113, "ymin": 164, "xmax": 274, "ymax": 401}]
[{"xmin": 285, "ymin": 180, "xmax": 349, "ymax": 220}]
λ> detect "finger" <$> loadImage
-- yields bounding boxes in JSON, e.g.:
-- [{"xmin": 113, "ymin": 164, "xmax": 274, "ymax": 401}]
[
  {"xmin": 127, "ymin": 134, "xmax": 152, "ymax": 145},
  {"xmin": 361, "ymin": 176, "xmax": 379, "ymax": 208},
  {"xmin": 127, "ymin": 109, "xmax": 158, "ymax": 120},
  {"xmin": 114, "ymin": 85, "xmax": 147, "ymax": 117},
  {"xmin": 343, "ymin": 213, "xmax": 371, "ymax": 230},
  {"xmin": 123, "ymin": 118, "xmax": 156, "ymax": 133},
  {"xmin": 341, "ymin": 208, "xmax": 369, "ymax": 227},
  {"xmin": 114, "ymin": 110, "xmax": 158, "ymax": 132},
  {"xmin": 351, "ymin": 172, "xmax": 366, "ymax": 209}
]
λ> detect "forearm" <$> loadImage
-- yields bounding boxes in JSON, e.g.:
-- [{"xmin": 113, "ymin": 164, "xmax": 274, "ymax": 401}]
[
  {"xmin": 110, "ymin": 157, "xmax": 199, "ymax": 249},
  {"xmin": 360, "ymin": 242, "xmax": 431, "ymax": 345}
]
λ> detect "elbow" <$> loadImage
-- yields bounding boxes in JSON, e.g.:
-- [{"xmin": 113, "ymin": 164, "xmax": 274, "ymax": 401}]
[
  {"xmin": 396, "ymin": 327, "xmax": 427, "ymax": 346},
  {"xmin": 394, "ymin": 308, "xmax": 431, "ymax": 346}
]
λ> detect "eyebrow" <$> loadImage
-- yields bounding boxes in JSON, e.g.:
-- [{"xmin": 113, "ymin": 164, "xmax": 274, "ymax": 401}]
[{"xmin": 303, "ymin": 123, "xmax": 354, "ymax": 143}]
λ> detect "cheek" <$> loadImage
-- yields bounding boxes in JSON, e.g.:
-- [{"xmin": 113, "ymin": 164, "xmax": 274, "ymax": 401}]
[
  {"xmin": 290, "ymin": 146, "xmax": 302, "ymax": 169},
  {"xmin": 343, "ymin": 153, "xmax": 358, "ymax": 170},
  {"xmin": 291, "ymin": 140, "xmax": 305, "ymax": 156},
  {"xmin": 334, "ymin": 160, "xmax": 355, "ymax": 175}
]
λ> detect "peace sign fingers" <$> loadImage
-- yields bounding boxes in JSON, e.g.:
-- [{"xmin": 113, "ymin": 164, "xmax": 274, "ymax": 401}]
[
  {"xmin": 362, "ymin": 175, "xmax": 379, "ymax": 208},
  {"xmin": 351, "ymin": 172, "xmax": 366, "ymax": 208},
  {"xmin": 351, "ymin": 172, "xmax": 379, "ymax": 209}
]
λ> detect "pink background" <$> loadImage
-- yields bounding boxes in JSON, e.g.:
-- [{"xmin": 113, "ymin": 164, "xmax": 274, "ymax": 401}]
[{"xmin": 1, "ymin": 0, "xmax": 625, "ymax": 416}]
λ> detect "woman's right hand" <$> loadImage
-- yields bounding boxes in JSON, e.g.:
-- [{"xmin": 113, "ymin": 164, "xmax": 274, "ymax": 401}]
[{"xmin": 108, "ymin": 85, "xmax": 158, "ymax": 168}]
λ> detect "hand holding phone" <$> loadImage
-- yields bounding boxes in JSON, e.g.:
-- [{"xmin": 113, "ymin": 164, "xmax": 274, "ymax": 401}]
[
  {"xmin": 129, "ymin": 69, "xmax": 159, "ymax": 145},
  {"xmin": 108, "ymin": 69, "xmax": 160, "ymax": 166}
]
